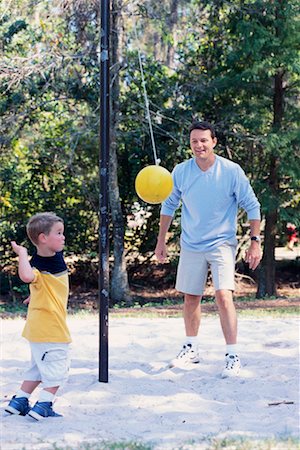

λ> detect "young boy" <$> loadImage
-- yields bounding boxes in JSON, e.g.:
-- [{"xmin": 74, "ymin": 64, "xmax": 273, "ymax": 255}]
[{"xmin": 5, "ymin": 212, "xmax": 71, "ymax": 420}]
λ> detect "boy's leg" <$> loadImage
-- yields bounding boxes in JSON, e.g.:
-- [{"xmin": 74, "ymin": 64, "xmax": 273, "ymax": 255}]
[
  {"xmin": 38, "ymin": 386, "xmax": 59, "ymax": 402},
  {"xmin": 5, "ymin": 356, "xmax": 41, "ymax": 416},
  {"xmin": 6, "ymin": 343, "xmax": 69, "ymax": 418},
  {"xmin": 20, "ymin": 380, "xmax": 41, "ymax": 394},
  {"xmin": 28, "ymin": 387, "xmax": 63, "ymax": 421},
  {"xmin": 28, "ymin": 385, "xmax": 60, "ymax": 420},
  {"xmin": 28, "ymin": 343, "xmax": 70, "ymax": 420}
]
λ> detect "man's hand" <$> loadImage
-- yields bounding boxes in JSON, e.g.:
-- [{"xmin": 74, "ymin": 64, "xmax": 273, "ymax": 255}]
[
  {"xmin": 245, "ymin": 242, "xmax": 262, "ymax": 270},
  {"xmin": 155, "ymin": 215, "xmax": 172, "ymax": 263},
  {"xmin": 155, "ymin": 241, "xmax": 167, "ymax": 263}
]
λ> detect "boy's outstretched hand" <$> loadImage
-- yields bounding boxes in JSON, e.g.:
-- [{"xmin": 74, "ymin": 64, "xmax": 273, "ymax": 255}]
[
  {"xmin": 11, "ymin": 241, "xmax": 34, "ymax": 284},
  {"xmin": 11, "ymin": 241, "xmax": 28, "ymax": 255}
]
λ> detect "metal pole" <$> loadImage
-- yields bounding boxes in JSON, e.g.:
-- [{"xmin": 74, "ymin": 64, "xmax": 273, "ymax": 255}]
[{"xmin": 99, "ymin": 0, "xmax": 110, "ymax": 383}]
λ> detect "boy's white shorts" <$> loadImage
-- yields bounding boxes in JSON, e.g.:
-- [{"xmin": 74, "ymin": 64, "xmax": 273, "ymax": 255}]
[
  {"xmin": 24, "ymin": 342, "xmax": 70, "ymax": 388},
  {"xmin": 175, "ymin": 243, "xmax": 236, "ymax": 295}
]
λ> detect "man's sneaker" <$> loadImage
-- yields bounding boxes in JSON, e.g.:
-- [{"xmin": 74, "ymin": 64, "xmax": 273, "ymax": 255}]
[
  {"xmin": 169, "ymin": 343, "xmax": 200, "ymax": 367},
  {"xmin": 5, "ymin": 396, "xmax": 30, "ymax": 416},
  {"xmin": 221, "ymin": 353, "xmax": 241, "ymax": 378},
  {"xmin": 28, "ymin": 402, "xmax": 62, "ymax": 420}
]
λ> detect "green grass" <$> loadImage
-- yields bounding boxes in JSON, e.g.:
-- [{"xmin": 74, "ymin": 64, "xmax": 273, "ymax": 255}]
[
  {"xmin": 236, "ymin": 306, "xmax": 299, "ymax": 317},
  {"xmin": 19, "ymin": 436, "xmax": 299, "ymax": 450},
  {"xmin": 50, "ymin": 442, "xmax": 153, "ymax": 450},
  {"xmin": 108, "ymin": 309, "xmax": 298, "ymax": 319},
  {"xmin": 2, "ymin": 305, "xmax": 298, "ymax": 319},
  {"xmin": 208, "ymin": 436, "xmax": 299, "ymax": 450}
]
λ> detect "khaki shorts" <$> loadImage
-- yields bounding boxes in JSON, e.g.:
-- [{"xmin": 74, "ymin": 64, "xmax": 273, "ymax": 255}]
[
  {"xmin": 175, "ymin": 243, "xmax": 236, "ymax": 295},
  {"xmin": 24, "ymin": 342, "xmax": 70, "ymax": 388}
]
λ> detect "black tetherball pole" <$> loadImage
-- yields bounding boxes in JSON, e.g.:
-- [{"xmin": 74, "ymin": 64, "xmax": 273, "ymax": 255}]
[{"xmin": 99, "ymin": 0, "xmax": 110, "ymax": 383}]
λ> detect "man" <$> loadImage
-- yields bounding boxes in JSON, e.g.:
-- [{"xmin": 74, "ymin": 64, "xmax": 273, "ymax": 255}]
[{"xmin": 155, "ymin": 121, "xmax": 261, "ymax": 377}]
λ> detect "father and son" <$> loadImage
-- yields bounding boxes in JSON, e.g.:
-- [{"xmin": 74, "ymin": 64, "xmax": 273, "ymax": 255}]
[{"xmin": 5, "ymin": 121, "xmax": 261, "ymax": 420}]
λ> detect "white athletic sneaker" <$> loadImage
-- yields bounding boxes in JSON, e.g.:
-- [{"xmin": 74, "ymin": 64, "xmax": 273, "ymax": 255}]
[
  {"xmin": 169, "ymin": 343, "xmax": 200, "ymax": 367},
  {"xmin": 221, "ymin": 353, "xmax": 241, "ymax": 378}
]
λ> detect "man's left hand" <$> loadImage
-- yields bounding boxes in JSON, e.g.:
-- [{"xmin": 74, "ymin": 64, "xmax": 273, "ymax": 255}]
[{"xmin": 245, "ymin": 243, "xmax": 262, "ymax": 270}]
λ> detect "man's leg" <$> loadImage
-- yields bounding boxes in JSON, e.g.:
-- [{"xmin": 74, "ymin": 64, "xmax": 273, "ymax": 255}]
[
  {"xmin": 215, "ymin": 289, "xmax": 241, "ymax": 377},
  {"xmin": 169, "ymin": 293, "xmax": 202, "ymax": 366},
  {"xmin": 209, "ymin": 243, "xmax": 237, "ymax": 345},
  {"xmin": 215, "ymin": 289, "xmax": 237, "ymax": 344},
  {"xmin": 183, "ymin": 293, "xmax": 202, "ymax": 337},
  {"xmin": 173, "ymin": 248, "xmax": 207, "ymax": 366}
]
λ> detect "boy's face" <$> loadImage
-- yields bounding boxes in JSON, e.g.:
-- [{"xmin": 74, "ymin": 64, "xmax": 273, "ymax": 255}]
[{"xmin": 40, "ymin": 222, "xmax": 65, "ymax": 253}]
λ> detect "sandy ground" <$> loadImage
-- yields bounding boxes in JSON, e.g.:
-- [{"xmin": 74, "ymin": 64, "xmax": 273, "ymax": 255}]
[{"xmin": 1, "ymin": 315, "xmax": 299, "ymax": 449}]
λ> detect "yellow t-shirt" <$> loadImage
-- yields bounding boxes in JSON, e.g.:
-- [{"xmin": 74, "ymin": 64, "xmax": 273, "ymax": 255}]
[{"xmin": 22, "ymin": 265, "xmax": 71, "ymax": 343}]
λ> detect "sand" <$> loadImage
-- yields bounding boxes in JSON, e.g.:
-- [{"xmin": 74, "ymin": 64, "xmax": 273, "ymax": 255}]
[{"xmin": 1, "ymin": 314, "xmax": 299, "ymax": 449}]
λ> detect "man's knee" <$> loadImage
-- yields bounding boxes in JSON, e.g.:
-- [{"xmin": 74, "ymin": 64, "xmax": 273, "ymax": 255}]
[
  {"xmin": 184, "ymin": 294, "xmax": 201, "ymax": 305},
  {"xmin": 215, "ymin": 290, "xmax": 234, "ymax": 308}
]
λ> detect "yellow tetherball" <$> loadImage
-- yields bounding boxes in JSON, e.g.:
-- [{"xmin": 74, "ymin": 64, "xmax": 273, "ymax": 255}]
[{"xmin": 135, "ymin": 165, "xmax": 173, "ymax": 204}]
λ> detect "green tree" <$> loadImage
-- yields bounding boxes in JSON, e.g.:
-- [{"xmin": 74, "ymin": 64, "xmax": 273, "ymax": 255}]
[
  {"xmin": 0, "ymin": 1, "xmax": 100, "ymax": 258},
  {"xmin": 176, "ymin": 0, "xmax": 300, "ymax": 296}
]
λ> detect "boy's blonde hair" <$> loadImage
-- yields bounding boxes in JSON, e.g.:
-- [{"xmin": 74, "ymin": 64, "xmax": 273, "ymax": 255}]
[{"xmin": 26, "ymin": 212, "xmax": 64, "ymax": 246}]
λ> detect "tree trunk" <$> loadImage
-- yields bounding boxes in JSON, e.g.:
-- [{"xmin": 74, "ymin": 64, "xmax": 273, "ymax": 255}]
[
  {"xmin": 257, "ymin": 0, "xmax": 285, "ymax": 297},
  {"xmin": 256, "ymin": 199, "xmax": 278, "ymax": 298},
  {"xmin": 256, "ymin": 70, "xmax": 283, "ymax": 297},
  {"xmin": 109, "ymin": 0, "xmax": 132, "ymax": 304},
  {"xmin": 166, "ymin": 0, "xmax": 179, "ymax": 67}
]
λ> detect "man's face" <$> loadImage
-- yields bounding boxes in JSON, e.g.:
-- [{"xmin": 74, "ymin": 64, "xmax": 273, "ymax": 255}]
[{"xmin": 190, "ymin": 129, "xmax": 217, "ymax": 163}]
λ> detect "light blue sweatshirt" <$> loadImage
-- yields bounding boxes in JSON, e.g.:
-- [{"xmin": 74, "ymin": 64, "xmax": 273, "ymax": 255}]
[{"xmin": 161, "ymin": 155, "xmax": 261, "ymax": 252}]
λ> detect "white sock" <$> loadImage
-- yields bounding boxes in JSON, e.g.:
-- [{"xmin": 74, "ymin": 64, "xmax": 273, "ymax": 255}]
[
  {"xmin": 185, "ymin": 336, "xmax": 199, "ymax": 346},
  {"xmin": 38, "ymin": 390, "xmax": 55, "ymax": 403},
  {"xmin": 226, "ymin": 344, "xmax": 238, "ymax": 356},
  {"xmin": 15, "ymin": 389, "xmax": 30, "ymax": 399}
]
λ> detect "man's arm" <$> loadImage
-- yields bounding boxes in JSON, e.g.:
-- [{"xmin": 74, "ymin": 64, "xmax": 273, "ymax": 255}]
[
  {"xmin": 155, "ymin": 215, "xmax": 173, "ymax": 262},
  {"xmin": 244, "ymin": 219, "xmax": 262, "ymax": 270},
  {"xmin": 11, "ymin": 241, "xmax": 35, "ymax": 283}
]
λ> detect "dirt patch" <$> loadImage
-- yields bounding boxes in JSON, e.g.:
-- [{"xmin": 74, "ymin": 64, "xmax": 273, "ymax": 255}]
[
  {"xmin": 1, "ymin": 259, "xmax": 299, "ymax": 318},
  {"xmin": 1, "ymin": 287, "xmax": 298, "ymax": 319},
  {"xmin": 64, "ymin": 281, "xmax": 299, "ymax": 316}
]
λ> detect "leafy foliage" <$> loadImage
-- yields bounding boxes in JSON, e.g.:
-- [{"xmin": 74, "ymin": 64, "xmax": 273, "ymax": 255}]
[{"xmin": 0, "ymin": 0, "xmax": 299, "ymax": 299}]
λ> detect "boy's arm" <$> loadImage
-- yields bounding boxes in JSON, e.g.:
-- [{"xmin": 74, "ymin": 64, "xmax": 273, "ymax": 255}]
[
  {"xmin": 11, "ymin": 241, "xmax": 35, "ymax": 284},
  {"xmin": 23, "ymin": 296, "xmax": 31, "ymax": 305}
]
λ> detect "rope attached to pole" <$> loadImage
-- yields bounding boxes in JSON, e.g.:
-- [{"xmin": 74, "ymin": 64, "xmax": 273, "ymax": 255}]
[{"xmin": 133, "ymin": 22, "xmax": 160, "ymax": 166}]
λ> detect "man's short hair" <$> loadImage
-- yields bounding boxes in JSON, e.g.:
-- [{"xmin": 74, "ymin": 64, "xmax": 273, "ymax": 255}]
[
  {"xmin": 189, "ymin": 121, "xmax": 216, "ymax": 139},
  {"xmin": 26, "ymin": 212, "xmax": 64, "ymax": 246}
]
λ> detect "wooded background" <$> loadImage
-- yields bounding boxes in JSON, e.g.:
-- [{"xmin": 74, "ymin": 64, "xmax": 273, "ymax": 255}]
[{"xmin": 1, "ymin": 0, "xmax": 299, "ymax": 302}]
